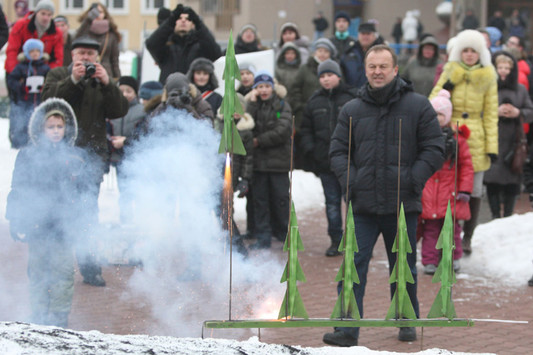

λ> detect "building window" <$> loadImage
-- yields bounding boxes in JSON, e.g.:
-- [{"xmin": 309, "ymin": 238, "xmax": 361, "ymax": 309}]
[
  {"xmin": 201, "ymin": 0, "xmax": 240, "ymax": 30},
  {"xmin": 102, "ymin": 0, "xmax": 129, "ymax": 15},
  {"xmin": 141, "ymin": 0, "xmax": 170, "ymax": 15},
  {"xmin": 60, "ymin": 0, "xmax": 88, "ymax": 14},
  {"xmin": 201, "ymin": 0, "xmax": 240, "ymax": 15}
]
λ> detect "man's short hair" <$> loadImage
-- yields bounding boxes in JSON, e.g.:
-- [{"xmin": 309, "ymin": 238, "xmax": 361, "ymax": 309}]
[{"xmin": 364, "ymin": 44, "xmax": 398, "ymax": 67}]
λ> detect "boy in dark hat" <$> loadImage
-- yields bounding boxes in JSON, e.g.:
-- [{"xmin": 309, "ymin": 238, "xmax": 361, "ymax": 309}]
[
  {"xmin": 300, "ymin": 59, "xmax": 358, "ymax": 256},
  {"xmin": 186, "ymin": 57, "xmax": 223, "ymax": 114},
  {"xmin": 246, "ymin": 70, "xmax": 292, "ymax": 249}
]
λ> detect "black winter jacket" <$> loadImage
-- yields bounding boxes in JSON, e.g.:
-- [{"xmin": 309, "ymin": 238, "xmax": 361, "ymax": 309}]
[
  {"xmin": 145, "ymin": 18, "xmax": 221, "ymax": 83},
  {"xmin": 247, "ymin": 95, "xmax": 292, "ymax": 172},
  {"xmin": 300, "ymin": 83, "xmax": 358, "ymax": 174},
  {"xmin": 329, "ymin": 78, "xmax": 445, "ymax": 215}
]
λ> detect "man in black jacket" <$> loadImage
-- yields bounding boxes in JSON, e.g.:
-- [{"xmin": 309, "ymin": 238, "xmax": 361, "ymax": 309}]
[
  {"xmin": 300, "ymin": 59, "xmax": 357, "ymax": 257},
  {"xmin": 145, "ymin": 3, "xmax": 221, "ymax": 83},
  {"xmin": 323, "ymin": 45, "xmax": 444, "ymax": 346}
]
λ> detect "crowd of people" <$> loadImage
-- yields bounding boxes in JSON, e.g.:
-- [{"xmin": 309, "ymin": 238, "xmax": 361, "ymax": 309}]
[{"xmin": 1, "ymin": 0, "xmax": 533, "ymax": 346}]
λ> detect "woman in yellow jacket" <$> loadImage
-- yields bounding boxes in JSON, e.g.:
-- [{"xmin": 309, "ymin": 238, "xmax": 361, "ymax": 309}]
[{"xmin": 430, "ymin": 29, "xmax": 498, "ymax": 255}]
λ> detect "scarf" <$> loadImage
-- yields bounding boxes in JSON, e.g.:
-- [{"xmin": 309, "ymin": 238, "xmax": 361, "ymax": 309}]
[
  {"xmin": 367, "ymin": 76, "xmax": 398, "ymax": 106},
  {"xmin": 335, "ymin": 30, "xmax": 349, "ymax": 40},
  {"xmin": 90, "ymin": 19, "xmax": 110, "ymax": 35}
]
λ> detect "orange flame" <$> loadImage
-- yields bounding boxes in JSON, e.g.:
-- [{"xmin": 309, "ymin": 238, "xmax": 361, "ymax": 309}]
[{"xmin": 222, "ymin": 153, "xmax": 233, "ymax": 232}]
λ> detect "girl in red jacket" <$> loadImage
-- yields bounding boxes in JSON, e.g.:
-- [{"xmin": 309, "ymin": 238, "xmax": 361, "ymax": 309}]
[{"xmin": 419, "ymin": 89, "xmax": 474, "ymax": 275}]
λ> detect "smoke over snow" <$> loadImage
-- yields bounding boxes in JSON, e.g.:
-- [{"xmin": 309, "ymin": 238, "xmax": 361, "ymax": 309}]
[{"xmin": 98, "ymin": 108, "xmax": 284, "ymax": 335}]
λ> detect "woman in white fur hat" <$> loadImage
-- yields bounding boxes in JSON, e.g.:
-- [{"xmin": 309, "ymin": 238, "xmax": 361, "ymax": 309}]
[{"xmin": 430, "ymin": 29, "xmax": 498, "ymax": 255}]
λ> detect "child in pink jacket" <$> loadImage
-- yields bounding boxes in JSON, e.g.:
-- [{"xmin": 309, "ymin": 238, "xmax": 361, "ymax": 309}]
[{"xmin": 419, "ymin": 89, "xmax": 474, "ymax": 275}]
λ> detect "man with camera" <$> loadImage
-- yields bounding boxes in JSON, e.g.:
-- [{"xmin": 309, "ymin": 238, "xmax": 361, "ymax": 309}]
[
  {"xmin": 145, "ymin": 3, "xmax": 221, "ymax": 83},
  {"xmin": 42, "ymin": 36, "xmax": 128, "ymax": 287}
]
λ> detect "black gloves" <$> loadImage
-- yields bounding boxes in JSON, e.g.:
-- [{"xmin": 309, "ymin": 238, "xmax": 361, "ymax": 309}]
[
  {"xmin": 529, "ymin": 193, "xmax": 533, "ymax": 208},
  {"xmin": 235, "ymin": 179, "xmax": 249, "ymax": 198},
  {"xmin": 169, "ymin": 4, "xmax": 184, "ymax": 23},
  {"xmin": 488, "ymin": 153, "xmax": 498, "ymax": 163},
  {"xmin": 183, "ymin": 6, "xmax": 201, "ymax": 28},
  {"xmin": 442, "ymin": 80, "xmax": 455, "ymax": 92}
]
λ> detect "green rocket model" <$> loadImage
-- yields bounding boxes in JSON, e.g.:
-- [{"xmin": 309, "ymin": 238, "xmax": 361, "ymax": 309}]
[
  {"xmin": 331, "ymin": 202, "xmax": 361, "ymax": 320},
  {"xmin": 428, "ymin": 201, "xmax": 457, "ymax": 319},
  {"xmin": 278, "ymin": 202, "xmax": 308, "ymax": 319},
  {"xmin": 218, "ymin": 30, "xmax": 246, "ymax": 156},
  {"xmin": 386, "ymin": 203, "xmax": 417, "ymax": 320}
]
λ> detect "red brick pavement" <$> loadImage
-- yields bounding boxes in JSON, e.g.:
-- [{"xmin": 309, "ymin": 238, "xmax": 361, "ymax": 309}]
[{"xmin": 1, "ymin": 194, "xmax": 532, "ymax": 354}]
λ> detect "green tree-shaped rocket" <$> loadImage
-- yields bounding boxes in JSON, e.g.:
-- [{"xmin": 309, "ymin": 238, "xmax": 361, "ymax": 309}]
[
  {"xmin": 278, "ymin": 202, "xmax": 308, "ymax": 319},
  {"xmin": 331, "ymin": 202, "xmax": 361, "ymax": 320},
  {"xmin": 386, "ymin": 203, "xmax": 417, "ymax": 320},
  {"xmin": 428, "ymin": 201, "xmax": 457, "ymax": 319},
  {"xmin": 218, "ymin": 30, "xmax": 246, "ymax": 156}
]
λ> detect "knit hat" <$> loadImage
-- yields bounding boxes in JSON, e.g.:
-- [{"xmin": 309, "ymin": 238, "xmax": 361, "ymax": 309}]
[
  {"xmin": 430, "ymin": 89, "xmax": 453, "ymax": 126},
  {"xmin": 157, "ymin": 7, "xmax": 171, "ymax": 25},
  {"xmin": 239, "ymin": 62, "xmax": 256, "ymax": 75},
  {"xmin": 334, "ymin": 11, "xmax": 351, "ymax": 24},
  {"xmin": 239, "ymin": 23, "xmax": 258, "ymax": 37},
  {"xmin": 118, "ymin": 76, "xmax": 139, "ymax": 95},
  {"xmin": 280, "ymin": 22, "xmax": 299, "ymax": 37},
  {"xmin": 313, "ymin": 38, "xmax": 337, "ymax": 58},
  {"xmin": 253, "ymin": 70, "xmax": 274, "ymax": 88},
  {"xmin": 23, "ymin": 38, "xmax": 44, "ymax": 60},
  {"xmin": 45, "ymin": 109, "xmax": 65, "ymax": 121},
  {"xmin": 317, "ymin": 59, "xmax": 342, "ymax": 77},
  {"xmin": 139, "ymin": 81, "xmax": 163, "ymax": 100},
  {"xmin": 54, "ymin": 15, "xmax": 68, "ymax": 25},
  {"xmin": 358, "ymin": 22, "xmax": 376, "ymax": 33},
  {"xmin": 34, "ymin": 0, "xmax": 55, "ymax": 14},
  {"xmin": 165, "ymin": 72, "xmax": 190, "ymax": 92}
]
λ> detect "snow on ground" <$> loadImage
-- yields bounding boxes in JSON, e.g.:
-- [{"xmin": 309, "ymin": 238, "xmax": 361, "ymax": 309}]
[
  {"xmin": 0, "ymin": 118, "xmax": 524, "ymax": 354},
  {"xmin": 0, "ymin": 322, "xmax": 493, "ymax": 355}
]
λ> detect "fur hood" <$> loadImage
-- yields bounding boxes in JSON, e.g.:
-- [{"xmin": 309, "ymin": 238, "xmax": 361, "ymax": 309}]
[
  {"xmin": 448, "ymin": 29, "xmax": 492, "ymax": 67},
  {"xmin": 28, "ymin": 98, "xmax": 78, "ymax": 146},
  {"xmin": 276, "ymin": 42, "xmax": 302, "ymax": 66},
  {"xmin": 17, "ymin": 52, "xmax": 50, "ymax": 63},
  {"xmin": 443, "ymin": 61, "xmax": 497, "ymax": 93},
  {"xmin": 161, "ymin": 83, "xmax": 200, "ymax": 102},
  {"xmin": 216, "ymin": 93, "xmax": 255, "ymax": 131},
  {"xmin": 186, "ymin": 57, "xmax": 218, "ymax": 90},
  {"xmin": 492, "ymin": 50, "xmax": 518, "ymax": 90}
]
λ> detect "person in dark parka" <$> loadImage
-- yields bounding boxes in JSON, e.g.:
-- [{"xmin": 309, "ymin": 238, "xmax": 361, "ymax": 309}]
[
  {"xmin": 299, "ymin": 59, "xmax": 357, "ymax": 257},
  {"xmin": 145, "ymin": 3, "xmax": 221, "ymax": 83},
  {"xmin": 6, "ymin": 98, "xmax": 91, "ymax": 328},
  {"xmin": 245, "ymin": 70, "xmax": 292, "ymax": 249},
  {"xmin": 323, "ymin": 45, "xmax": 444, "ymax": 347},
  {"xmin": 186, "ymin": 57, "xmax": 223, "ymax": 115}
]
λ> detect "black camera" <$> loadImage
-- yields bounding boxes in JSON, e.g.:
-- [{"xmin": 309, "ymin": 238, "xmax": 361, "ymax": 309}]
[
  {"xmin": 84, "ymin": 63, "xmax": 96, "ymax": 79},
  {"xmin": 167, "ymin": 89, "xmax": 191, "ymax": 108}
]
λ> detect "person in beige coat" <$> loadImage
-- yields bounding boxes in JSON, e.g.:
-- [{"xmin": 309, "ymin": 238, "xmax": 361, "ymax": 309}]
[{"xmin": 430, "ymin": 29, "xmax": 498, "ymax": 254}]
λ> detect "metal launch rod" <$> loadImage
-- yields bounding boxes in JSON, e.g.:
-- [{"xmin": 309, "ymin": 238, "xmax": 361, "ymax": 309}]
[
  {"xmin": 285, "ymin": 115, "xmax": 296, "ymax": 320},
  {"xmin": 395, "ymin": 118, "xmax": 402, "ymax": 320},
  {"xmin": 340, "ymin": 116, "xmax": 354, "ymax": 319}
]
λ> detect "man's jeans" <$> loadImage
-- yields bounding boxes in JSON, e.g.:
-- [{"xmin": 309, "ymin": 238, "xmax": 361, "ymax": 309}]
[
  {"xmin": 319, "ymin": 172, "xmax": 343, "ymax": 242},
  {"xmin": 336, "ymin": 212, "xmax": 420, "ymax": 339}
]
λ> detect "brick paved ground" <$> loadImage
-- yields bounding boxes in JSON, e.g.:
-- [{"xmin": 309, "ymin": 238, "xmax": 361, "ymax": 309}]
[{"xmin": 1, "ymin": 193, "xmax": 532, "ymax": 354}]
